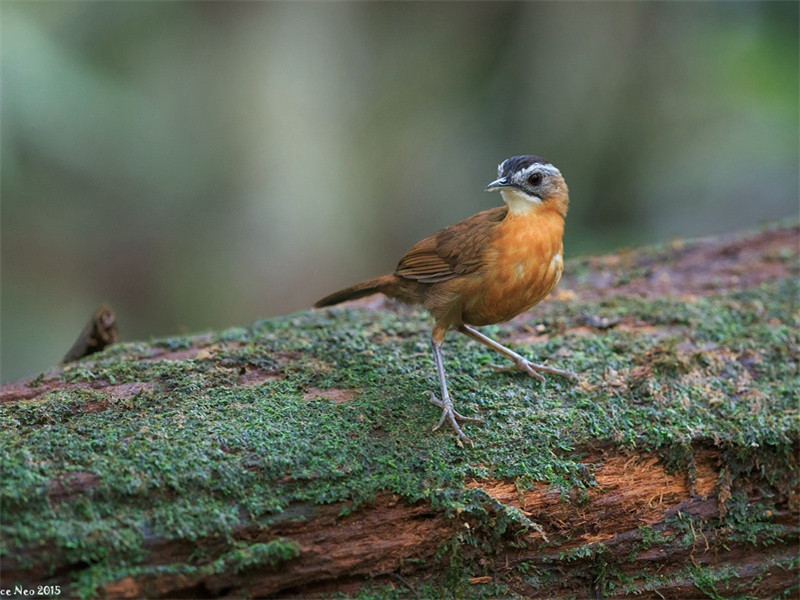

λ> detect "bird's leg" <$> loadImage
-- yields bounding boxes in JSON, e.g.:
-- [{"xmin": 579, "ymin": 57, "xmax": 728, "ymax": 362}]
[
  {"xmin": 427, "ymin": 330, "xmax": 482, "ymax": 443},
  {"xmin": 458, "ymin": 324, "xmax": 575, "ymax": 382}
]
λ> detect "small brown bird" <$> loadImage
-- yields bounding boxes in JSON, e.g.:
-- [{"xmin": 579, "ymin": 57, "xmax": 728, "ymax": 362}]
[{"xmin": 315, "ymin": 155, "xmax": 575, "ymax": 442}]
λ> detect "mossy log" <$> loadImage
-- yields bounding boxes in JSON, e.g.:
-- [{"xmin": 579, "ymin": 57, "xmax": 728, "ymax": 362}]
[{"xmin": 2, "ymin": 224, "xmax": 798, "ymax": 599}]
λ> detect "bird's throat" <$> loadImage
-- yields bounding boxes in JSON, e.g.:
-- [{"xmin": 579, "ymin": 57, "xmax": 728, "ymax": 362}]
[{"xmin": 500, "ymin": 188, "xmax": 543, "ymax": 215}]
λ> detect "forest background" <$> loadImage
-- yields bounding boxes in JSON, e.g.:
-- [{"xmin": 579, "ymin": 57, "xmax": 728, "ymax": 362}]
[{"xmin": 2, "ymin": 1, "xmax": 797, "ymax": 382}]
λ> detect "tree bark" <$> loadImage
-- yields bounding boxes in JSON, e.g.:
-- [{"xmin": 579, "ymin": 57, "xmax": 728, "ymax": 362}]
[{"xmin": 2, "ymin": 224, "xmax": 798, "ymax": 599}]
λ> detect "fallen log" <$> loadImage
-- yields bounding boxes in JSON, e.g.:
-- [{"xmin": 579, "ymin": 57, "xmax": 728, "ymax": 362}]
[{"xmin": 1, "ymin": 223, "xmax": 798, "ymax": 598}]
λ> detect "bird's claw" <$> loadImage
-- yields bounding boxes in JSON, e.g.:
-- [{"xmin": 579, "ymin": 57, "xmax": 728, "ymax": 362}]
[
  {"xmin": 488, "ymin": 361, "xmax": 546, "ymax": 382},
  {"xmin": 425, "ymin": 391, "xmax": 482, "ymax": 444},
  {"xmin": 488, "ymin": 359, "xmax": 575, "ymax": 383}
]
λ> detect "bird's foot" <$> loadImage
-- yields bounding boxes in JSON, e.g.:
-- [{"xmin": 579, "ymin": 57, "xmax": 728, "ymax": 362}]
[
  {"xmin": 425, "ymin": 391, "xmax": 482, "ymax": 444},
  {"xmin": 488, "ymin": 358, "xmax": 576, "ymax": 383}
]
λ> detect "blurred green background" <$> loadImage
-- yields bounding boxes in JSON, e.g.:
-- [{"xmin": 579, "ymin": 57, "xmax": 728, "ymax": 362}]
[{"xmin": 2, "ymin": 1, "xmax": 798, "ymax": 383}]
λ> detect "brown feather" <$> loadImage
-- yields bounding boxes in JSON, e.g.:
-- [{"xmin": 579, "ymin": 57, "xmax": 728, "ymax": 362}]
[
  {"xmin": 395, "ymin": 206, "xmax": 508, "ymax": 283},
  {"xmin": 313, "ymin": 274, "xmax": 395, "ymax": 307}
]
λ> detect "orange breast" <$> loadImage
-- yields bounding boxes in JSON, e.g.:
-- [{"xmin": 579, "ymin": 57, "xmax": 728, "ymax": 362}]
[{"xmin": 462, "ymin": 209, "xmax": 564, "ymax": 326}]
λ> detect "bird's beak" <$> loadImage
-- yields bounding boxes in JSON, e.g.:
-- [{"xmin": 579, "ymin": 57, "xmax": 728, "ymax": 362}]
[{"xmin": 485, "ymin": 177, "xmax": 512, "ymax": 192}]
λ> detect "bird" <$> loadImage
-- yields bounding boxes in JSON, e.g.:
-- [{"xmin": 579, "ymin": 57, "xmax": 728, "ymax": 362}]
[{"xmin": 314, "ymin": 155, "xmax": 575, "ymax": 443}]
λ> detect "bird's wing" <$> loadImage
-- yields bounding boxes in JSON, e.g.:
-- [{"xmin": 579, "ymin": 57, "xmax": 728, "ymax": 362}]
[{"xmin": 394, "ymin": 206, "xmax": 508, "ymax": 283}]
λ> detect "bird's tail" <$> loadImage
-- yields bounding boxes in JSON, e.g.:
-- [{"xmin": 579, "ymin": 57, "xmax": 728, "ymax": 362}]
[{"xmin": 314, "ymin": 274, "xmax": 396, "ymax": 308}]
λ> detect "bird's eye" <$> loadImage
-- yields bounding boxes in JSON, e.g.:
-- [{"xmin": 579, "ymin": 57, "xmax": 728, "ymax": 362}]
[{"xmin": 528, "ymin": 173, "xmax": 543, "ymax": 186}]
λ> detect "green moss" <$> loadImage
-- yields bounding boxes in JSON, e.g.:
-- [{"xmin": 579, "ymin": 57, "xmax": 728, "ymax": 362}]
[
  {"xmin": 206, "ymin": 539, "xmax": 301, "ymax": 574},
  {"xmin": 1, "ymin": 271, "xmax": 797, "ymax": 596},
  {"xmin": 68, "ymin": 539, "xmax": 299, "ymax": 599}
]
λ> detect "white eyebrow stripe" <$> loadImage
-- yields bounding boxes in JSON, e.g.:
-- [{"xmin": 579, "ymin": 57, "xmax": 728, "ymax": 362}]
[{"xmin": 517, "ymin": 163, "xmax": 560, "ymax": 179}]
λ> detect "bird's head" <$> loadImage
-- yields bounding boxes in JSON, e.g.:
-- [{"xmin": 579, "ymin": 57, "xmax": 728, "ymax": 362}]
[{"xmin": 485, "ymin": 155, "xmax": 569, "ymax": 217}]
